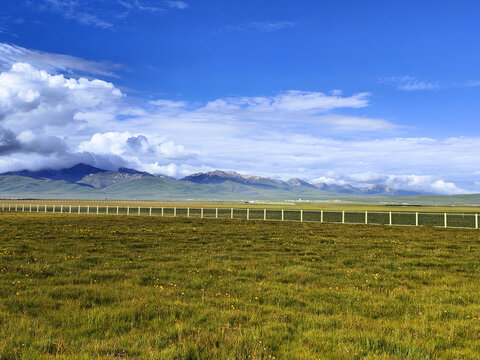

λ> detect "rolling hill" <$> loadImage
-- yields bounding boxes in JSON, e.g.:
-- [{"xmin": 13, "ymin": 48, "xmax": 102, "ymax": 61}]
[{"xmin": 0, "ymin": 164, "xmax": 478, "ymax": 205}]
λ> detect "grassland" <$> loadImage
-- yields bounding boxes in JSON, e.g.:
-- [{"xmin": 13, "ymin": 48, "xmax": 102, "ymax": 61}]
[{"xmin": 1, "ymin": 213, "xmax": 480, "ymax": 359}]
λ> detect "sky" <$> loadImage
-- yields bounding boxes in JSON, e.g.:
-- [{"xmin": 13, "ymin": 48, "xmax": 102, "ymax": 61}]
[{"xmin": 1, "ymin": 0, "xmax": 480, "ymax": 194}]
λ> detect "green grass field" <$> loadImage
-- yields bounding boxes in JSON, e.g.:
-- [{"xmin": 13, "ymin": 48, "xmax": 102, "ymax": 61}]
[{"xmin": 1, "ymin": 213, "xmax": 480, "ymax": 359}]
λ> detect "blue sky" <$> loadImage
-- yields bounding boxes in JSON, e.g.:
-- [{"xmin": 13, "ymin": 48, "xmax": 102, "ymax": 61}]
[{"xmin": 1, "ymin": 0, "xmax": 480, "ymax": 194}]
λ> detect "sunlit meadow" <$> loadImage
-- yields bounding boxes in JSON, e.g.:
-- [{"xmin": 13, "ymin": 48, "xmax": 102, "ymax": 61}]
[{"xmin": 1, "ymin": 213, "xmax": 480, "ymax": 359}]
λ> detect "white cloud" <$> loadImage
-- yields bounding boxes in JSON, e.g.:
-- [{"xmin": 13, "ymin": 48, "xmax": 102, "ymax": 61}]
[
  {"xmin": 345, "ymin": 172, "xmax": 387, "ymax": 184},
  {"xmin": 0, "ymin": 43, "xmax": 123, "ymax": 77},
  {"xmin": 119, "ymin": 0, "xmax": 189, "ymax": 12},
  {"xmin": 40, "ymin": 0, "xmax": 114, "ymax": 28},
  {"xmin": 165, "ymin": 1, "xmax": 189, "ymax": 10},
  {"xmin": 0, "ymin": 63, "xmax": 122, "ymax": 133},
  {"xmin": 1, "ymin": 53, "xmax": 479, "ymax": 194},
  {"xmin": 203, "ymin": 90, "xmax": 370, "ymax": 113},
  {"xmin": 141, "ymin": 162, "xmax": 211, "ymax": 178},
  {"xmin": 312, "ymin": 174, "xmax": 348, "ymax": 186},
  {"xmin": 381, "ymin": 76, "xmax": 480, "ymax": 91},
  {"xmin": 78, "ymin": 132, "xmax": 198, "ymax": 164},
  {"xmin": 32, "ymin": 0, "xmax": 188, "ymax": 28},
  {"xmin": 318, "ymin": 115, "xmax": 396, "ymax": 132},
  {"xmin": 311, "ymin": 172, "xmax": 465, "ymax": 195},
  {"xmin": 384, "ymin": 175, "xmax": 465, "ymax": 195},
  {"xmin": 149, "ymin": 99, "xmax": 187, "ymax": 108},
  {"xmin": 380, "ymin": 76, "xmax": 440, "ymax": 91}
]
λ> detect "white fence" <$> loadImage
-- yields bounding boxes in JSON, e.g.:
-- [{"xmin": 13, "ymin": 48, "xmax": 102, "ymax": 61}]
[{"xmin": 1, "ymin": 203, "xmax": 479, "ymax": 229}]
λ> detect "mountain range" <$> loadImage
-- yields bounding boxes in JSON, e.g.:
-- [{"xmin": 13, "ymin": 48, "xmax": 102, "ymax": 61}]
[{"xmin": 0, "ymin": 163, "xmax": 469, "ymax": 204}]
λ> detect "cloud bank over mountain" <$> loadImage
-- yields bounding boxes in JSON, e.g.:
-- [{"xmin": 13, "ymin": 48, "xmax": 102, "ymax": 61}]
[{"xmin": 0, "ymin": 44, "xmax": 479, "ymax": 195}]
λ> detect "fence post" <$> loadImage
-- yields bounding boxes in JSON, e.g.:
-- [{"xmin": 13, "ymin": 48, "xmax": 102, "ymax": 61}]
[
  {"xmin": 78, "ymin": 206, "xmax": 81, "ymax": 214},
  {"xmin": 247, "ymin": 209, "xmax": 250, "ymax": 220},
  {"xmin": 60, "ymin": 205, "xmax": 62, "ymax": 213},
  {"xmin": 161, "ymin": 207, "xmax": 164, "ymax": 217},
  {"xmin": 282, "ymin": 209, "xmax": 284, "ymax": 221},
  {"xmin": 415, "ymin": 212, "xmax": 419, "ymax": 226},
  {"xmin": 444, "ymin": 213, "xmax": 447, "ymax": 228},
  {"xmin": 97, "ymin": 206, "xmax": 99, "ymax": 215},
  {"xmin": 117, "ymin": 206, "xmax": 119, "ymax": 215},
  {"xmin": 300, "ymin": 210, "xmax": 303, "ymax": 222},
  {"xmin": 87, "ymin": 206, "xmax": 89, "ymax": 214},
  {"xmin": 127, "ymin": 206, "xmax": 129, "ymax": 215},
  {"xmin": 69, "ymin": 205, "xmax": 72, "ymax": 213},
  {"xmin": 52, "ymin": 205, "xmax": 55, "ymax": 213},
  {"xmin": 22, "ymin": 204, "xmax": 24, "ymax": 212},
  {"xmin": 476, "ymin": 214, "xmax": 479, "ymax": 229},
  {"xmin": 389, "ymin": 211, "xmax": 392, "ymax": 226},
  {"xmin": 30, "ymin": 204, "xmax": 32, "ymax": 212},
  {"xmin": 264, "ymin": 209, "xmax": 266, "ymax": 220},
  {"xmin": 216, "ymin": 208, "xmax": 218, "ymax": 218},
  {"xmin": 37, "ymin": 205, "xmax": 40, "ymax": 212},
  {"xmin": 174, "ymin": 207, "xmax": 177, "ymax": 217},
  {"xmin": 365, "ymin": 211, "xmax": 368, "ymax": 224},
  {"xmin": 15, "ymin": 204, "xmax": 18, "ymax": 212},
  {"xmin": 138, "ymin": 207, "xmax": 140, "ymax": 216},
  {"xmin": 231, "ymin": 208, "xmax": 234, "ymax": 219},
  {"xmin": 150, "ymin": 207, "xmax": 152, "ymax": 216},
  {"xmin": 321, "ymin": 210, "xmax": 323, "ymax": 223},
  {"xmin": 106, "ymin": 206, "xmax": 108, "ymax": 215},
  {"xmin": 200, "ymin": 208, "xmax": 203, "ymax": 218},
  {"xmin": 342, "ymin": 211, "xmax": 345, "ymax": 224}
]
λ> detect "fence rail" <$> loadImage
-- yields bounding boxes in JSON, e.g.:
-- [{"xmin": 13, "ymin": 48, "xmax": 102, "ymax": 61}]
[{"xmin": 1, "ymin": 203, "xmax": 479, "ymax": 229}]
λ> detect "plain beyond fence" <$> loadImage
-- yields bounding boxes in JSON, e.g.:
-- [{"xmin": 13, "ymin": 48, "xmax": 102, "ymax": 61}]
[{"xmin": 1, "ymin": 203, "xmax": 479, "ymax": 229}]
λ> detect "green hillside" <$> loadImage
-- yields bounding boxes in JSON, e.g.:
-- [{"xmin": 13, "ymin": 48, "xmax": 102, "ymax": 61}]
[{"xmin": 1, "ymin": 174, "xmax": 480, "ymax": 206}]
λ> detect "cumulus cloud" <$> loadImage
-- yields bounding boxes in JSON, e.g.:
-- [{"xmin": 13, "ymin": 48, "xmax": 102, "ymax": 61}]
[
  {"xmin": 384, "ymin": 175, "xmax": 465, "ymax": 195},
  {"xmin": 78, "ymin": 132, "xmax": 197, "ymax": 161},
  {"xmin": 0, "ymin": 126, "xmax": 19, "ymax": 154},
  {"xmin": 313, "ymin": 171, "xmax": 465, "ymax": 195},
  {"xmin": 0, "ymin": 50, "xmax": 478, "ymax": 194},
  {"xmin": 75, "ymin": 132, "xmax": 198, "ymax": 175},
  {"xmin": 312, "ymin": 173, "xmax": 348, "ymax": 186},
  {"xmin": 0, "ymin": 62, "xmax": 122, "ymax": 132},
  {"xmin": 14, "ymin": 130, "xmax": 68, "ymax": 155},
  {"xmin": 0, "ymin": 61, "xmax": 201, "ymax": 176},
  {"xmin": 140, "ymin": 163, "xmax": 211, "ymax": 178}
]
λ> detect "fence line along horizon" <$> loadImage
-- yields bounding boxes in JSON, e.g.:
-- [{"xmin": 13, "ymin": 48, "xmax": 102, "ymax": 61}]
[{"xmin": 1, "ymin": 203, "xmax": 479, "ymax": 230}]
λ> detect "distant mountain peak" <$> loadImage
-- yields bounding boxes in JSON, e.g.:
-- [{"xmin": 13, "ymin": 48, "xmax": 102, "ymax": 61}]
[
  {"xmin": 0, "ymin": 164, "xmax": 430, "ymax": 197},
  {"xmin": 69, "ymin": 163, "xmax": 100, "ymax": 171},
  {"xmin": 0, "ymin": 162, "xmax": 106, "ymax": 183},
  {"xmin": 118, "ymin": 167, "xmax": 152, "ymax": 176},
  {"xmin": 182, "ymin": 170, "xmax": 278, "ymax": 188},
  {"xmin": 286, "ymin": 178, "xmax": 316, "ymax": 187}
]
